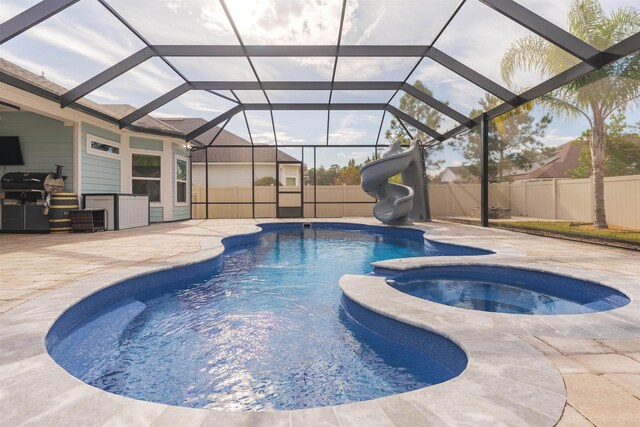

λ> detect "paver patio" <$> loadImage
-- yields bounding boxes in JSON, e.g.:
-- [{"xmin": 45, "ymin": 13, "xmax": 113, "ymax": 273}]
[{"xmin": 1, "ymin": 219, "xmax": 639, "ymax": 426}]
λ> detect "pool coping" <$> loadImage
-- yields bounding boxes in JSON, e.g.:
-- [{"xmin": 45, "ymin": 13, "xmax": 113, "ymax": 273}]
[{"xmin": 2, "ymin": 220, "xmax": 639, "ymax": 426}]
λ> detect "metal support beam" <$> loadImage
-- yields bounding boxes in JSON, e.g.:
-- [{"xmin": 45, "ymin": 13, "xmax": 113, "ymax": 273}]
[
  {"xmin": 205, "ymin": 145, "xmax": 209, "ymax": 219},
  {"xmin": 0, "ymin": 0, "xmax": 79, "ymax": 45},
  {"xmin": 152, "ymin": 44, "xmax": 427, "ymax": 57},
  {"xmin": 193, "ymin": 81, "xmax": 404, "ymax": 91},
  {"xmin": 119, "ymin": 82, "xmax": 406, "ymax": 129},
  {"xmin": 61, "ymin": 47, "xmax": 154, "ymax": 107},
  {"xmin": 384, "ymin": 0, "xmax": 467, "ymax": 121},
  {"xmin": 480, "ymin": 0, "xmax": 599, "ymax": 64},
  {"xmin": 386, "ymin": 106, "xmax": 442, "ymax": 141},
  {"xmin": 243, "ymin": 103, "xmax": 387, "ymax": 111},
  {"xmin": 185, "ymin": 105, "xmax": 243, "ymax": 142},
  {"xmin": 426, "ymin": 47, "xmax": 519, "ymax": 104},
  {"xmin": 401, "ymin": 82, "xmax": 474, "ymax": 126},
  {"xmin": 207, "ymin": 118, "xmax": 231, "ymax": 147},
  {"xmin": 429, "ymin": 34, "xmax": 640, "ymax": 148},
  {"xmin": 480, "ymin": 113, "xmax": 490, "ymax": 227},
  {"xmin": 397, "ymin": 118, "xmax": 414, "ymax": 140}
]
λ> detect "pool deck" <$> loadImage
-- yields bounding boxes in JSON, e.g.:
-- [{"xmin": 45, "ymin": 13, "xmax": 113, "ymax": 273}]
[{"xmin": 1, "ymin": 218, "xmax": 639, "ymax": 426}]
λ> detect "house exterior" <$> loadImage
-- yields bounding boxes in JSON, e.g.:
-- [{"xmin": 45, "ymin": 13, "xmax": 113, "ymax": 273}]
[
  {"xmin": 0, "ymin": 58, "xmax": 190, "ymax": 225},
  {"xmin": 505, "ymin": 141, "xmax": 584, "ymax": 181},
  {"xmin": 163, "ymin": 118, "xmax": 303, "ymax": 189},
  {"xmin": 440, "ymin": 166, "xmax": 466, "ymax": 183}
]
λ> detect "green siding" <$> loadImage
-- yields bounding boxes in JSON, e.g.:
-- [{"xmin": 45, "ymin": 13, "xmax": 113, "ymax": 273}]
[
  {"xmin": 150, "ymin": 206, "xmax": 163, "ymax": 223},
  {"xmin": 81, "ymin": 122, "xmax": 120, "ymax": 194},
  {"xmin": 130, "ymin": 136, "xmax": 163, "ymax": 151},
  {"xmin": 172, "ymin": 143, "xmax": 190, "ymax": 221},
  {"xmin": 0, "ymin": 112, "xmax": 73, "ymax": 190}
]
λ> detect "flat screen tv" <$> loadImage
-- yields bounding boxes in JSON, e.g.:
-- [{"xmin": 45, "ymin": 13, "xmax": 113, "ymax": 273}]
[{"xmin": 0, "ymin": 136, "xmax": 24, "ymax": 165}]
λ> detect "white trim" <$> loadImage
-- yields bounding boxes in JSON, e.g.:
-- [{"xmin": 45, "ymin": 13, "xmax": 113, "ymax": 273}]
[
  {"xmin": 131, "ymin": 148, "xmax": 162, "ymax": 207},
  {"xmin": 86, "ymin": 133, "xmax": 121, "ymax": 159},
  {"xmin": 120, "ymin": 135, "xmax": 132, "ymax": 193},
  {"xmin": 73, "ymin": 122, "xmax": 81, "ymax": 195},
  {"xmin": 174, "ymin": 154, "xmax": 189, "ymax": 207}
]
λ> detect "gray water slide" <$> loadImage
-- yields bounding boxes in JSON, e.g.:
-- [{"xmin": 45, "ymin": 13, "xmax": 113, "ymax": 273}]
[{"xmin": 360, "ymin": 140, "xmax": 429, "ymax": 224}]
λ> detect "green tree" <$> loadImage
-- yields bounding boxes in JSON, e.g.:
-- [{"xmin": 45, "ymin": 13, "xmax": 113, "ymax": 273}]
[
  {"xmin": 570, "ymin": 113, "xmax": 640, "ymax": 178},
  {"xmin": 384, "ymin": 80, "xmax": 445, "ymax": 171},
  {"xmin": 454, "ymin": 94, "xmax": 552, "ymax": 182},
  {"xmin": 308, "ymin": 164, "xmax": 340, "ymax": 185},
  {"xmin": 254, "ymin": 176, "xmax": 278, "ymax": 186},
  {"xmin": 501, "ymin": 0, "xmax": 640, "ymax": 228},
  {"xmin": 336, "ymin": 159, "xmax": 361, "ymax": 185}
]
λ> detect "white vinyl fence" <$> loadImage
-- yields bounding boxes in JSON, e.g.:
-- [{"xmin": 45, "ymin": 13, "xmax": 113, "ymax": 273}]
[
  {"xmin": 429, "ymin": 175, "xmax": 640, "ymax": 229},
  {"xmin": 191, "ymin": 176, "xmax": 640, "ymax": 229}
]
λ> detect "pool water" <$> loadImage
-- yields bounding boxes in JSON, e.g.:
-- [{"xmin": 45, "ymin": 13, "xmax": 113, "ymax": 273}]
[
  {"xmin": 387, "ymin": 265, "xmax": 630, "ymax": 315},
  {"xmin": 49, "ymin": 225, "xmax": 476, "ymax": 411}
]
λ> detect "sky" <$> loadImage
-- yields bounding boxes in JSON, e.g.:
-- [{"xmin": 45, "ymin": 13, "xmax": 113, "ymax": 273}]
[{"xmin": 1, "ymin": 0, "xmax": 639, "ymax": 170}]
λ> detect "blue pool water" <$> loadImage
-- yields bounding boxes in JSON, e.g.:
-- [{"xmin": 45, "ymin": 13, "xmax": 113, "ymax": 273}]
[
  {"xmin": 385, "ymin": 265, "xmax": 630, "ymax": 315},
  {"xmin": 48, "ymin": 224, "xmax": 479, "ymax": 411}
]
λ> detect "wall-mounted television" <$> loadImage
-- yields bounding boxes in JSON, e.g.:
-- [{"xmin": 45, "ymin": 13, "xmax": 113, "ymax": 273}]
[{"xmin": 0, "ymin": 136, "xmax": 24, "ymax": 165}]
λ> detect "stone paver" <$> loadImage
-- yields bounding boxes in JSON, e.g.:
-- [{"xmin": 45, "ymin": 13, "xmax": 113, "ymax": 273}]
[
  {"xmin": 539, "ymin": 337, "xmax": 615, "ymax": 355},
  {"xmin": 0, "ymin": 218, "xmax": 639, "ymax": 426},
  {"xmin": 557, "ymin": 405, "xmax": 595, "ymax": 427},
  {"xmin": 564, "ymin": 374, "xmax": 640, "ymax": 426},
  {"xmin": 571, "ymin": 354, "xmax": 640, "ymax": 374}
]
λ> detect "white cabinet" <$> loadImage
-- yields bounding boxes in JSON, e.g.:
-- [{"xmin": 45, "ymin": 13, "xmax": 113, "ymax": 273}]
[{"xmin": 83, "ymin": 194, "xmax": 149, "ymax": 230}]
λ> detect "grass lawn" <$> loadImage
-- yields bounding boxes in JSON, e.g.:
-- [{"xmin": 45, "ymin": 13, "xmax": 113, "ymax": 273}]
[{"xmin": 492, "ymin": 221, "xmax": 640, "ymax": 244}]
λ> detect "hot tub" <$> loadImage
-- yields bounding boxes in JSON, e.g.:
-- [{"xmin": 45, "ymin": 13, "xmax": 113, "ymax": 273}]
[{"xmin": 384, "ymin": 265, "xmax": 630, "ymax": 315}]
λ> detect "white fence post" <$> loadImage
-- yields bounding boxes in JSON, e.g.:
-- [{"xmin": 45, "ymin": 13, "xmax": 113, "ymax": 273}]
[
  {"xmin": 343, "ymin": 183, "xmax": 347, "ymax": 217},
  {"xmin": 552, "ymin": 178, "xmax": 558, "ymax": 220}
]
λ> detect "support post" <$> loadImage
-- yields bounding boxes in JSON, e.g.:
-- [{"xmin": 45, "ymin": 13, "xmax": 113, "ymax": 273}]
[
  {"xmin": 189, "ymin": 153, "xmax": 193, "ymax": 220},
  {"xmin": 205, "ymin": 147, "xmax": 209, "ymax": 220},
  {"xmin": 481, "ymin": 113, "xmax": 490, "ymax": 227}
]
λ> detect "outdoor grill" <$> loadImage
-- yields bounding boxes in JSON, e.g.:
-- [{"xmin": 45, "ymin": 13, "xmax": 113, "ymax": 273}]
[{"xmin": 0, "ymin": 165, "xmax": 65, "ymax": 203}]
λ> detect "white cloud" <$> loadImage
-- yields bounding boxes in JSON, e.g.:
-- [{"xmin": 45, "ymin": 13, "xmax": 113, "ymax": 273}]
[
  {"xmin": 542, "ymin": 130, "xmax": 578, "ymax": 147},
  {"xmin": 219, "ymin": 0, "xmax": 343, "ymax": 45},
  {"xmin": 337, "ymin": 151, "xmax": 370, "ymax": 161}
]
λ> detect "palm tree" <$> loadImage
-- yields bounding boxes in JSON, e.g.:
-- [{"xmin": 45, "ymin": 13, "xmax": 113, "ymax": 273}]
[{"xmin": 501, "ymin": 0, "xmax": 640, "ymax": 228}]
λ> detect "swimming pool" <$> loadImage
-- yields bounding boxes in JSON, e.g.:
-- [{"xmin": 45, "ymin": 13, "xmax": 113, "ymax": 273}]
[
  {"xmin": 47, "ymin": 224, "xmax": 484, "ymax": 411},
  {"xmin": 385, "ymin": 265, "xmax": 630, "ymax": 315}
]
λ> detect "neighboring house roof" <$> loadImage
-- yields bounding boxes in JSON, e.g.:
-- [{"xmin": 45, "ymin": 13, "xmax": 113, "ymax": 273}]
[
  {"xmin": 163, "ymin": 118, "xmax": 298, "ymax": 163},
  {"xmin": 440, "ymin": 166, "xmax": 466, "ymax": 183},
  {"xmin": 0, "ymin": 57, "xmax": 113, "ymax": 117},
  {"xmin": 102, "ymin": 104, "xmax": 181, "ymax": 133},
  {"xmin": 444, "ymin": 166, "xmax": 465, "ymax": 175},
  {"xmin": 0, "ymin": 58, "xmax": 180, "ymax": 133},
  {"xmin": 160, "ymin": 118, "xmax": 249, "ymax": 147},
  {"xmin": 507, "ymin": 141, "xmax": 584, "ymax": 180}
]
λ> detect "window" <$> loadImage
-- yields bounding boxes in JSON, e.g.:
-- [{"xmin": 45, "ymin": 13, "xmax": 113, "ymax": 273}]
[
  {"xmin": 175, "ymin": 155, "xmax": 188, "ymax": 206},
  {"xmin": 132, "ymin": 153, "xmax": 161, "ymax": 202},
  {"xmin": 285, "ymin": 177, "xmax": 296, "ymax": 186},
  {"xmin": 86, "ymin": 134, "xmax": 120, "ymax": 159}
]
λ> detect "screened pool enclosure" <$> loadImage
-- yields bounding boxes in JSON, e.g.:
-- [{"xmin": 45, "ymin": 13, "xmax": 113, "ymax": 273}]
[{"xmin": 1, "ymin": 0, "xmax": 638, "ymax": 223}]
